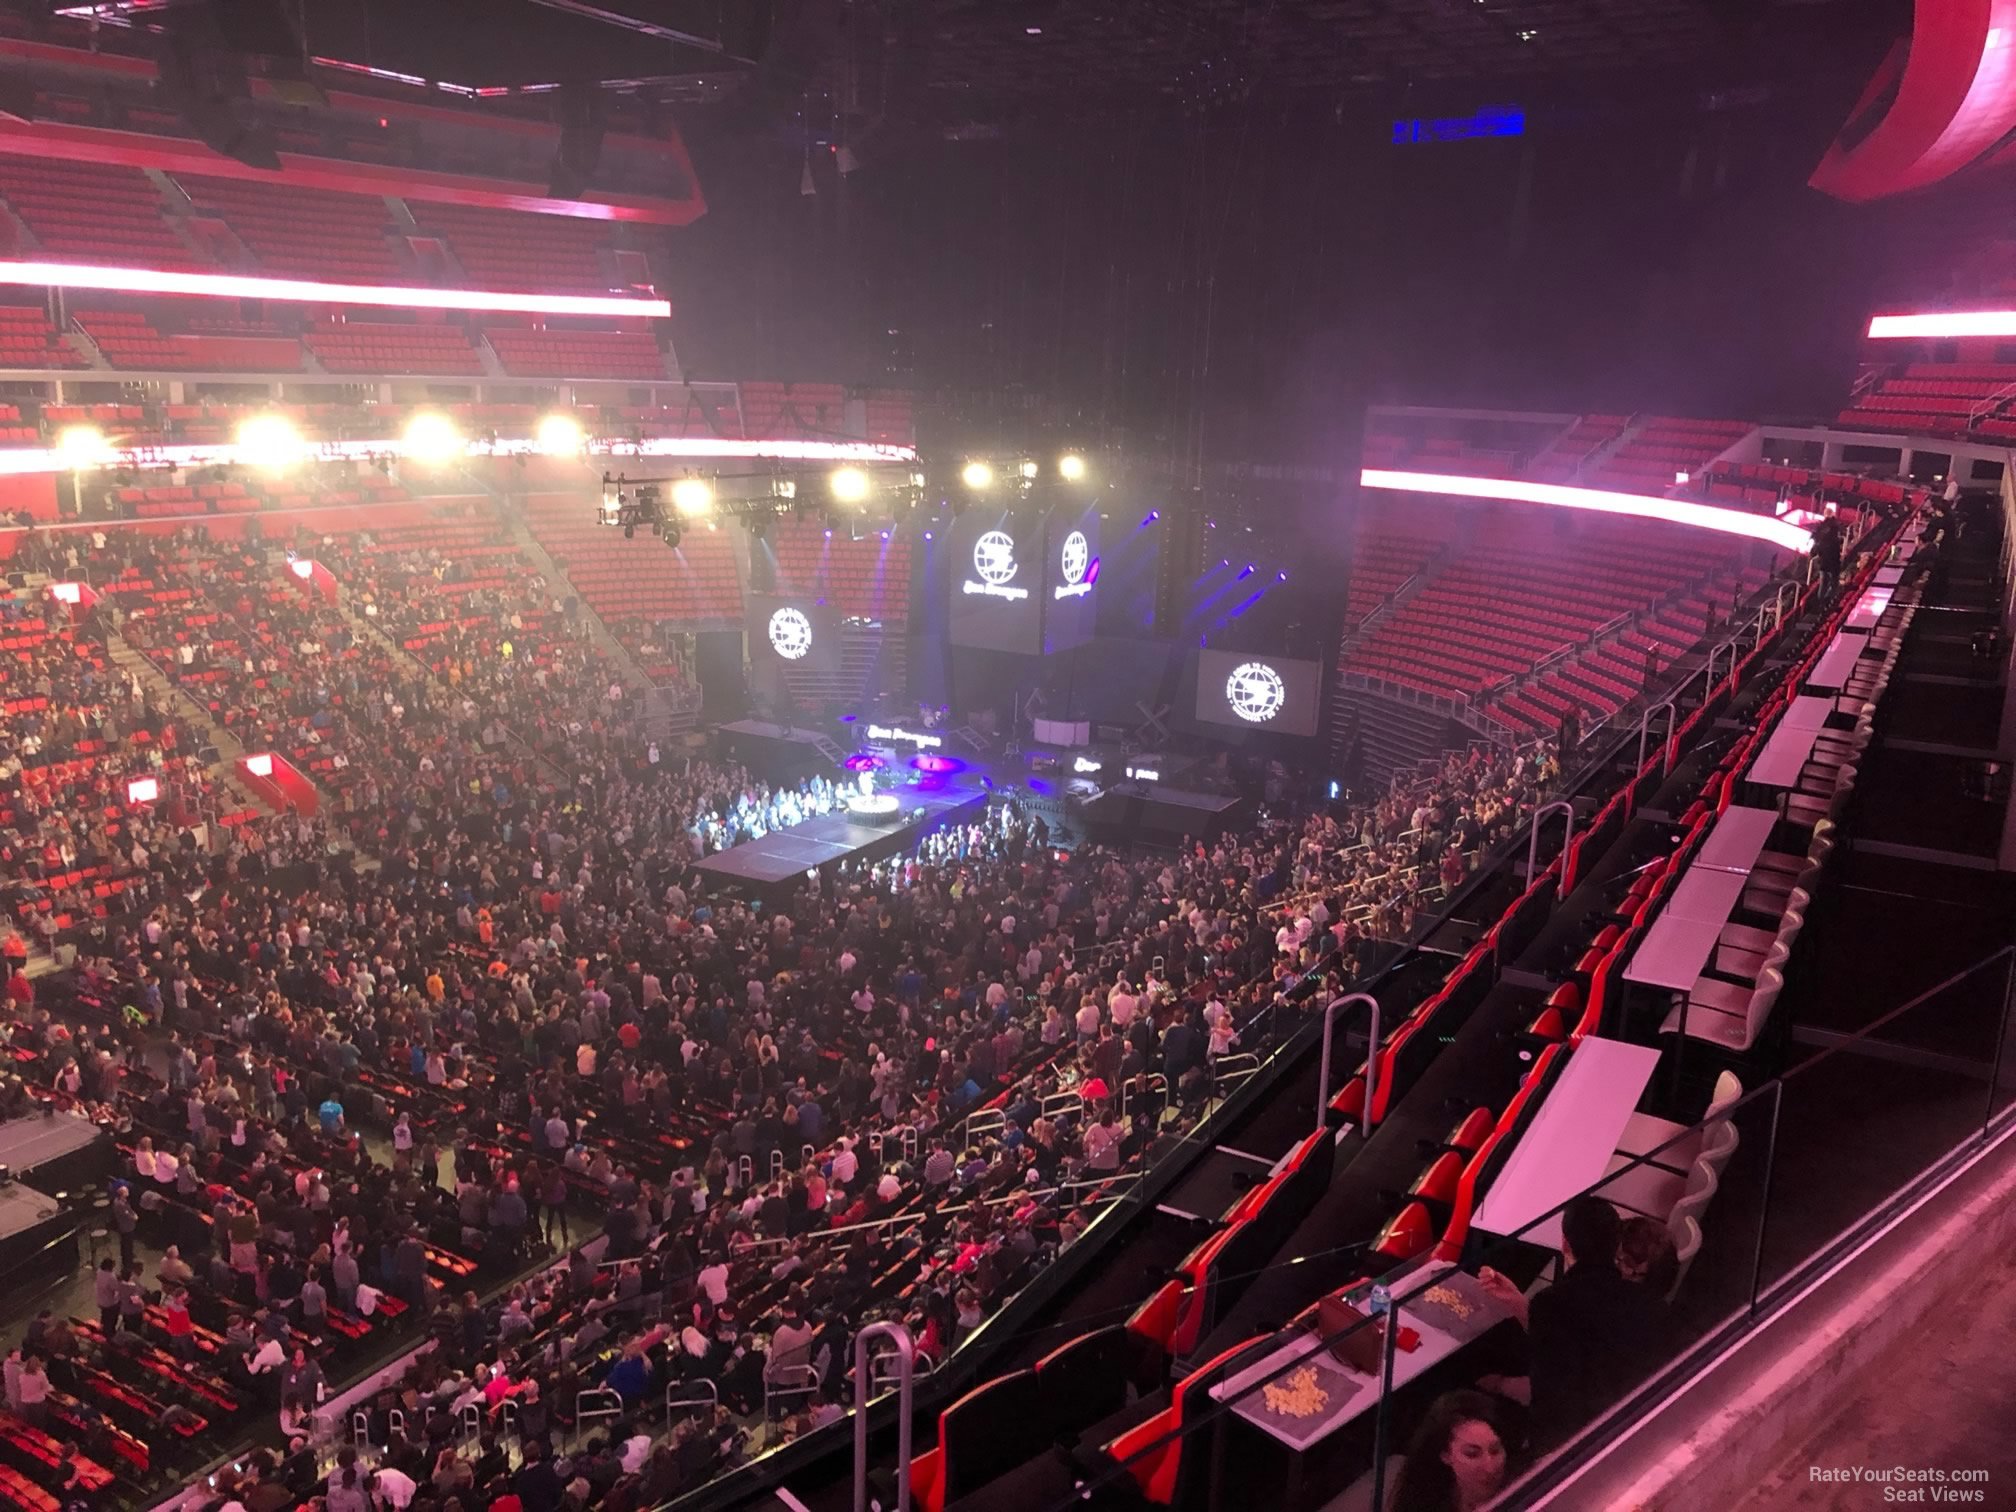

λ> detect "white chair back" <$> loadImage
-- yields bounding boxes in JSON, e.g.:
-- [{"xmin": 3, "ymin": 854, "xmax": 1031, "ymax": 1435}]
[{"xmin": 1667, "ymin": 1214, "xmax": 1702, "ymax": 1301}]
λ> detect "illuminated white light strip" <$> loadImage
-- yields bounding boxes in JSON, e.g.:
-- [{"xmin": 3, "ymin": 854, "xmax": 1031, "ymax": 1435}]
[
  {"xmin": 1866, "ymin": 310, "xmax": 2016, "ymax": 339},
  {"xmin": 1359, "ymin": 468, "xmax": 1814, "ymax": 554},
  {"xmin": 0, "ymin": 259, "xmax": 670, "ymax": 318},
  {"xmin": 0, "ymin": 434, "xmax": 915, "ymax": 478}
]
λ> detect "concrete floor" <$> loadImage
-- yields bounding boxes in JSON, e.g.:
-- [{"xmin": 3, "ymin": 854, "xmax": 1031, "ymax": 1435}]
[{"xmin": 1737, "ymin": 1247, "xmax": 2016, "ymax": 1511}]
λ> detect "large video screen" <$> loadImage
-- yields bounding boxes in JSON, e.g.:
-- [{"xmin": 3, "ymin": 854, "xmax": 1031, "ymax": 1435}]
[
  {"xmin": 1195, "ymin": 649, "xmax": 1323, "ymax": 737},
  {"xmin": 1043, "ymin": 505, "xmax": 1102, "ymax": 655},
  {"xmin": 747, "ymin": 594, "xmax": 842, "ymax": 673},
  {"xmin": 948, "ymin": 512, "xmax": 1043, "ymax": 654}
]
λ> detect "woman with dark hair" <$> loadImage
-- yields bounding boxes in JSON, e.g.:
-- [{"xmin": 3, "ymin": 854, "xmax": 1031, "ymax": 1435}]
[{"xmin": 1387, "ymin": 1390, "xmax": 1509, "ymax": 1512}]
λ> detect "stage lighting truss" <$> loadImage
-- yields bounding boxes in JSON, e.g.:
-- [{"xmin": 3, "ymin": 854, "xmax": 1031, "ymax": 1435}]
[{"xmin": 598, "ymin": 464, "xmax": 924, "ymax": 542}]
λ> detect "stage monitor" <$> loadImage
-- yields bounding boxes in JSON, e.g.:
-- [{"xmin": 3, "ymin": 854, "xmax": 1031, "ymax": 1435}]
[
  {"xmin": 1044, "ymin": 505, "xmax": 1102, "ymax": 654},
  {"xmin": 747, "ymin": 594, "xmax": 842, "ymax": 673},
  {"xmin": 949, "ymin": 511, "xmax": 1043, "ymax": 654},
  {"xmin": 1196, "ymin": 649, "xmax": 1322, "ymax": 737}
]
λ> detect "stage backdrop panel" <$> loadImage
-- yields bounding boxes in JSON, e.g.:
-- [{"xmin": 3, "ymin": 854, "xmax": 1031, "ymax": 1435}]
[
  {"xmin": 747, "ymin": 593, "xmax": 843, "ymax": 673},
  {"xmin": 1195, "ymin": 649, "xmax": 1323, "ymax": 737},
  {"xmin": 948, "ymin": 510, "xmax": 1044, "ymax": 654}
]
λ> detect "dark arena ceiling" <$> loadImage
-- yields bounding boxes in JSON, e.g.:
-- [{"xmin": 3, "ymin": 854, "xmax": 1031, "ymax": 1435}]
[{"xmin": 39, "ymin": 0, "xmax": 1910, "ymax": 126}]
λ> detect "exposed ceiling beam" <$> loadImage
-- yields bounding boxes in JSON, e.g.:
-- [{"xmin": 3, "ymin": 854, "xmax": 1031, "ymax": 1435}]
[{"xmin": 520, "ymin": 0, "xmax": 756, "ymax": 64}]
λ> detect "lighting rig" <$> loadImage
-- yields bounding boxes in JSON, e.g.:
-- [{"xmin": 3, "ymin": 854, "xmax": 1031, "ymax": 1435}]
[{"xmin": 597, "ymin": 462, "xmax": 927, "ymax": 545}]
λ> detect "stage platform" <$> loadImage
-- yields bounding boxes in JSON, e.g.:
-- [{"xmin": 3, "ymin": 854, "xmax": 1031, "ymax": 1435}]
[
  {"xmin": 1077, "ymin": 782, "xmax": 1248, "ymax": 845},
  {"xmin": 0, "ymin": 1112, "xmax": 109, "ymax": 1191},
  {"xmin": 692, "ymin": 785, "xmax": 988, "ymax": 899}
]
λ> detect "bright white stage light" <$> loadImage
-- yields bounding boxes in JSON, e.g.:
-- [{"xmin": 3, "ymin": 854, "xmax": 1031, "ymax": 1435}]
[
  {"xmin": 1358, "ymin": 468, "xmax": 1814, "ymax": 554},
  {"xmin": 829, "ymin": 465, "xmax": 872, "ymax": 504},
  {"xmin": 236, "ymin": 414, "xmax": 306, "ymax": 472},
  {"xmin": 1019, "ymin": 459, "xmax": 1039, "ymax": 480},
  {"xmin": 671, "ymin": 477, "xmax": 716, "ymax": 516},
  {"xmin": 536, "ymin": 414, "xmax": 583, "ymax": 455},
  {"xmin": 0, "ymin": 258, "xmax": 670, "ymax": 318},
  {"xmin": 1867, "ymin": 310, "xmax": 2016, "ymax": 339},
  {"xmin": 961, "ymin": 460, "xmax": 995, "ymax": 491},
  {"xmin": 403, "ymin": 413, "xmax": 464, "ymax": 465},
  {"xmin": 56, "ymin": 425, "xmax": 109, "ymax": 468},
  {"xmin": 1058, "ymin": 453, "xmax": 1087, "ymax": 481}
]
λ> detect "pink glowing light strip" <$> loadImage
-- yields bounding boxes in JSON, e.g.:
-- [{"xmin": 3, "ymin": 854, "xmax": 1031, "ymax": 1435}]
[
  {"xmin": 0, "ymin": 434, "xmax": 914, "ymax": 478},
  {"xmin": 0, "ymin": 259, "xmax": 670, "ymax": 318},
  {"xmin": 1359, "ymin": 468, "xmax": 1813, "ymax": 554},
  {"xmin": 1867, "ymin": 310, "xmax": 2016, "ymax": 338}
]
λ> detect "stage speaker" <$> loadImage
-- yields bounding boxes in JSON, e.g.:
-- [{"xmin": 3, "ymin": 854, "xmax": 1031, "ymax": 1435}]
[{"xmin": 548, "ymin": 80, "xmax": 608, "ymax": 200}]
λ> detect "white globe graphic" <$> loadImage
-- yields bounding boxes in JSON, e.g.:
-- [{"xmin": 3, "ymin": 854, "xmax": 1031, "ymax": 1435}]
[
  {"xmin": 972, "ymin": 530, "xmax": 1018, "ymax": 586},
  {"xmin": 767, "ymin": 607, "xmax": 813, "ymax": 661},
  {"xmin": 1225, "ymin": 661, "xmax": 1287, "ymax": 723},
  {"xmin": 1060, "ymin": 529, "xmax": 1089, "ymax": 586}
]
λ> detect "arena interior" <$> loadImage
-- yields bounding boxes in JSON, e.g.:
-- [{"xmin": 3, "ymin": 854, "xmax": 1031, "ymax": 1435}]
[{"xmin": 0, "ymin": 4, "xmax": 2011, "ymax": 1512}]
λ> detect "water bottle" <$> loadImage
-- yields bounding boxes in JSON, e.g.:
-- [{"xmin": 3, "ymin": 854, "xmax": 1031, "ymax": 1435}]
[{"xmin": 1369, "ymin": 1283, "xmax": 1391, "ymax": 1317}]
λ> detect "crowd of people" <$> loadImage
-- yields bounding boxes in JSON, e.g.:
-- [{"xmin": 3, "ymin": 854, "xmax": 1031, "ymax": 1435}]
[{"xmin": 0, "ymin": 515, "xmax": 1569, "ymax": 1512}]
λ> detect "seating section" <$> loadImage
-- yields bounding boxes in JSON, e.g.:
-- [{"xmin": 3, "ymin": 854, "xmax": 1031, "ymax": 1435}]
[
  {"xmin": 522, "ymin": 490, "xmax": 744, "ymax": 642},
  {"xmin": 1582, "ymin": 417, "xmax": 1752, "ymax": 491},
  {"xmin": 0, "ymin": 158, "xmax": 198, "ymax": 268},
  {"xmin": 179, "ymin": 175, "xmax": 403, "ymax": 282},
  {"xmin": 412, "ymin": 202, "xmax": 622, "ymax": 294},
  {"xmin": 740, "ymin": 382, "xmax": 849, "ymax": 438},
  {"xmin": 76, "ymin": 310, "xmax": 303, "ymax": 373},
  {"xmin": 768, "ymin": 520, "xmax": 912, "ymax": 622},
  {"xmin": 1341, "ymin": 507, "xmax": 1763, "ymax": 722},
  {"xmin": 1525, "ymin": 413, "xmax": 1630, "ymax": 482},
  {"xmin": 1687, "ymin": 462, "xmax": 1926, "ymax": 521},
  {"xmin": 1837, "ymin": 362, "xmax": 2016, "ymax": 439},
  {"xmin": 1343, "ymin": 527, "xmax": 1440, "ymax": 634},
  {"xmin": 0, "ymin": 306, "xmax": 86, "ymax": 369},
  {"xmin": 484, "ymin": 325, "xmax": 666, "ymax": 379},
  {"xmin": 304, "ymin": 319, "xmax": 485, "ymax": 376}
]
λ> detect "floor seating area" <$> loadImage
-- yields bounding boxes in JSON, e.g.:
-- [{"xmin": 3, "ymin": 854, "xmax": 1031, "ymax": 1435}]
[{"xmin": 1581, "ymin": 417, "xmax": 1752, "ymax": 492}]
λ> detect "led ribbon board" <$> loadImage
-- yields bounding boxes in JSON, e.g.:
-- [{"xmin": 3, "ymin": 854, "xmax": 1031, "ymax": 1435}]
[
  {"xmin": 1359, "ymin": 469, "xmax": 1814, "ymax": 554},
  {"xmin": 0, "ymin": 259, "xmax": 671, "ymax": 318},
  {"xmin": 1867, "ymin": 310, "xmax": 2016, "ymax": 339}
]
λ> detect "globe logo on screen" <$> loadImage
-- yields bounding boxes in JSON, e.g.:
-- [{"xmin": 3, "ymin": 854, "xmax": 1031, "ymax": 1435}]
[
  {"xmin": 767, "ymin": 607, "xmax": 813, "ymax": 661},
  {"xmin": 1060, "ymin": 529, "xmax": 1089, "ymax": 586},
  {"xmin": 973, "ymin": 530, "xmax": 1018, "ymax": 586},
  {"xmin": 1226, "ymin": 661, "xmax": 1287, "ymax": 723}
]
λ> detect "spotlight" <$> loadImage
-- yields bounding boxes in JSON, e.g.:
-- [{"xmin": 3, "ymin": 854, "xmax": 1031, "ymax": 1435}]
[
  {"xmin": 536, "ymin": 414, "xmax": 583, "ymax": 455},
  {"xmin": 1141, "ymin": 510, "xmax": 1160, "ymax": 526},
  {"xmin": 402, "ymin": 413, "xmax": 463, "ymax": 465},
  {"xmin": 1277, "ymin": 571, "xmax": 1288, "ymax": 582},
  {"xmin": 1019, "ymin": 459, "xmax": 1039, "ymax": 480},
  {"xmin": 663, "ymin": 524, "xmax": 682, "ymax": 549},
  {"xmin": 961, "ymin": 460, "xmax": 995, "ymax": 491},
  {"xmin": 1058, "ymin": 453, "xmax": 1087, "ymax": 481},
  {"xmin": 56, "ymin": 425, "xmax": 110, "ymax": 469},
  {"xmin": 235, "ymin": 414, "xmax": 305, "ymax": 472},
  {"xmin": 671, "ymin": 477, "xmax": 715, "ymax": 516},
  {"xmin": 829, "ymin": 465, "xmax": 872, "ymax": 505}
]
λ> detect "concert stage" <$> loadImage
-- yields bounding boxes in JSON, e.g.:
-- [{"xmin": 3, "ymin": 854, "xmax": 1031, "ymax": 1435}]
[
  {"xmin": 1076, "ymin": 782, "xmax": 1248, "ymax": 846},
  {"xmin": 0, "ymin": 1114, "xmax": 109, "ymax": 1291},
  {"xmin": 692, "ymin": 784, "xmax": 988, "ymax": 901}
]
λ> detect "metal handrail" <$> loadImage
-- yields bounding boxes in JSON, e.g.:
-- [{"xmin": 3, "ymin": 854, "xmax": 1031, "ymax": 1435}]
[
  {"xmin": 1318, "ymin": 993, "xmax": 1382, "ymax": 1138},
  {"xmin": 1526, "ymin": 800, "xmax": 1576, "ymax": 888},
  {"xmin": 1638, "ymin": 699, "xmax": 1677, "ymax": 776},
  {"xmin": 853, "ymin": 1323, "xmax": 916, "ymax": 1512}
]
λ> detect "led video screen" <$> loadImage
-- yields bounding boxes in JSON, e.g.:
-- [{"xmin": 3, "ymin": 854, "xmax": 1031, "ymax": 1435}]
[
  {"xmin": 1195, "ymin": 649, "xmax": 1323, "ymax": 737},
  {"xmin": 747, "ymin": 594, "xmax": 842, "ymax": 673},
  {"xmin": 1043, "ymin": 505, "xmax": 1102, "ymax": 655},
  {"xmin": 948, "ymin": 512, "xmax": 1043, "ymax": 653}
]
